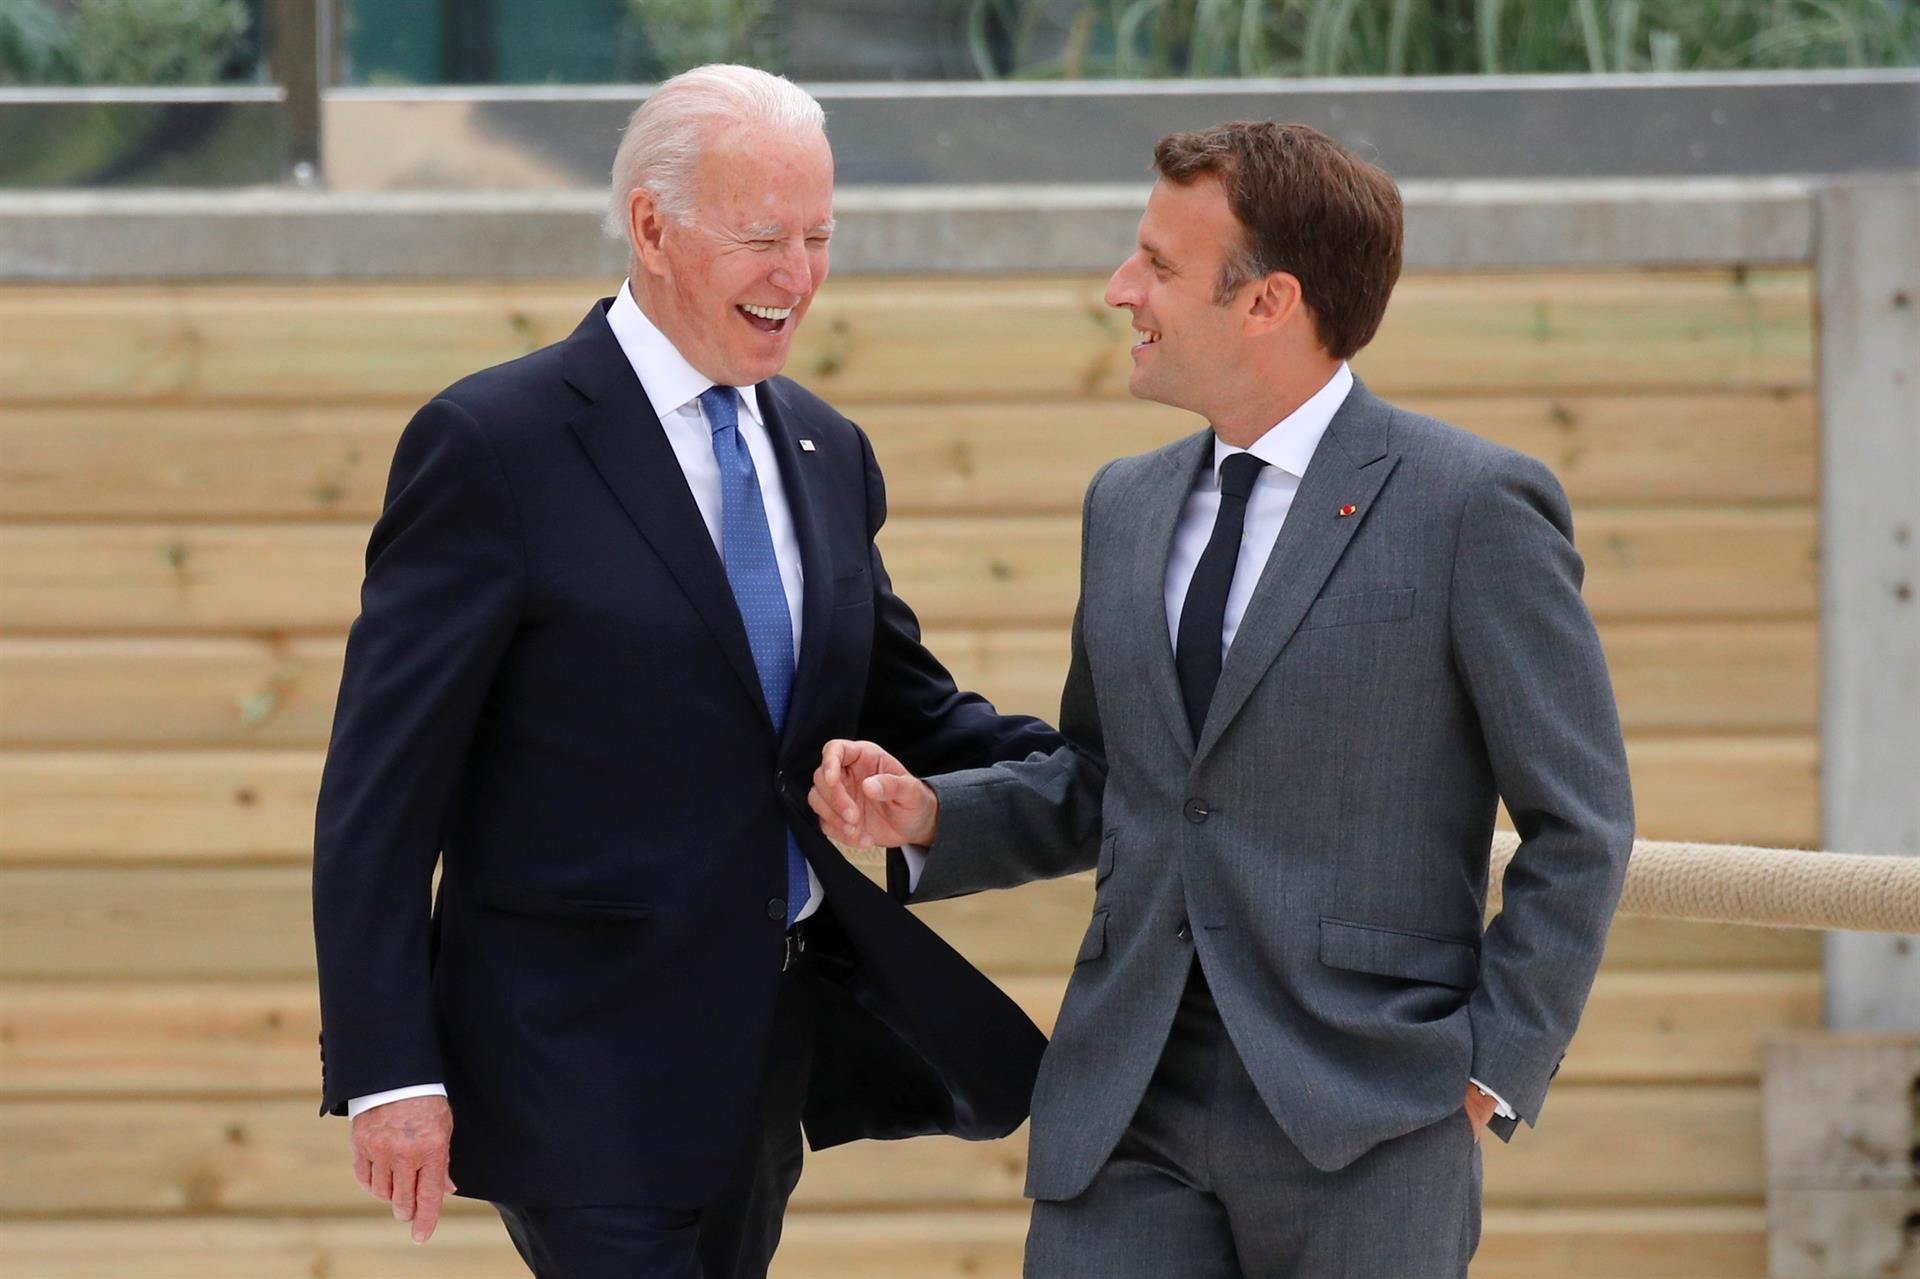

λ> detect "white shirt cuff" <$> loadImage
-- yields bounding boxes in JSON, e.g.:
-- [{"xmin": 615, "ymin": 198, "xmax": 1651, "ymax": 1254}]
[
  {"xmin": 347, "ymin": 1083, "xmax": 448, "ymax": 1119},
  {"xmin": 900, "ymin": 844, "xmax": 929, "ymax": 893},
  {"xmin": 1469, "ymin": 1078, "xmax": 1516, "ymax": 1120}
]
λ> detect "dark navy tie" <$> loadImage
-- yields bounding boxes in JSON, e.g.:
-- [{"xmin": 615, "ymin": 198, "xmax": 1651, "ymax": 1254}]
[
  {"xmin": 1175, "ymin": 451, "xmax": 1269, "ymax": 740},
  {"xmin": 699, "ymin": 386, "xmax": 810, "ymax": 928}
]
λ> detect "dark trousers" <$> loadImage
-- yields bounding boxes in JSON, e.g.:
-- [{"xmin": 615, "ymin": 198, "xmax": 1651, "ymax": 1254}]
[
  {"xmin": 495, "ymin": 943, "xmax": 818, "ymax": 1279},
  {"xmin": 1025, "ymin": 958, "xmax": 1482, "ymax": 1279}
]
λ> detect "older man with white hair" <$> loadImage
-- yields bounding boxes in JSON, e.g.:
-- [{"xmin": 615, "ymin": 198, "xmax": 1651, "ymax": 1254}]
[{"xmin": 312, "ymin": 64, "xmax": 1059, "ymax": 1279}]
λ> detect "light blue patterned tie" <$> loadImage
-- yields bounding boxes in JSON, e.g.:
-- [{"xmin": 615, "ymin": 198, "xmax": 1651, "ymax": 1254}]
[{"xmin": 699, "ymin": 386, "xmax": 810, "ymax": 928}]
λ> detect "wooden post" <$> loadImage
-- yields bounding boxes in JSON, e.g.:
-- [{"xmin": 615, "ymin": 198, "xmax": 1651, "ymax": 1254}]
[
  {"xmin": 1764, "ymin": 1035, "xmax": 1920, "ymax": 1277},
  {"xmin": 1818, "ymin": 177, "xmax": 1920, "ymax": 1031}
]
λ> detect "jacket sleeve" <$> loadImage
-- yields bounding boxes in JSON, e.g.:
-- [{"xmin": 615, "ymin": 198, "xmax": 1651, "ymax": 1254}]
[
  {"xmin": 906, "ymin": 461, "xmax": 1116, "ymax": 903},
  {"xmin": 311, "ymin": 397, "xmax": 524, "ymax": 1116},
  {"xmin": 1451, "ymin": 451, "xmax": 1635, "ymax": 1129}
]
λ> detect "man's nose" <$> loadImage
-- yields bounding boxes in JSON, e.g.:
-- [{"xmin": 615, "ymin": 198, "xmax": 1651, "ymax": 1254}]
[
  {"xmin": 1103, "ymin": 260, "xmax": 1137, "ymax": 310},
  {"xmin": 769, "ymin": 244, "xmax": 813, "ymax": 298}
]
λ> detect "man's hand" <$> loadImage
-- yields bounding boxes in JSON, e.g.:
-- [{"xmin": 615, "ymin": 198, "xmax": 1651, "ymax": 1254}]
[
  {"xmin": 1463, "ymin": 1084, "xmax": 1497, "ymax": 1144},
  {"xmin": 810, "ymin": 739, "xmax": 938, "ymax": 847},
  {"xmin": 351, "ymin": 1095, "xmax": 455, "ymax": 1243}
]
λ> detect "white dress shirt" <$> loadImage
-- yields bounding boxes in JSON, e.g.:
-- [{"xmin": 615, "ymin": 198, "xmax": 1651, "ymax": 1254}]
[
  {"xmin": 348, "ymin": 282, "xmax": 824, "ymax": 1119},
  {"xmin": 1162, "ymin": 363, "xmax": 1352, "ymax": 652}
]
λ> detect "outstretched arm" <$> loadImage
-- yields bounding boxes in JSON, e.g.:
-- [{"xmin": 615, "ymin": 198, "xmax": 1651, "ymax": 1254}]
[{"xmin": 812, "ymin": 461, "xmax": 1115, "ymax": 902}]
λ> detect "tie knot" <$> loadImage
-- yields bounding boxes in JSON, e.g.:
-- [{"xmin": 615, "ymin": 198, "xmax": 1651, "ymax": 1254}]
[
  {"xmin": 697, "ymin": 385, "xmax": 739, "ymax": 435},
  {"xmin": 1218, "ymin": 451, "xmax": 1268, "ymax": 502}
]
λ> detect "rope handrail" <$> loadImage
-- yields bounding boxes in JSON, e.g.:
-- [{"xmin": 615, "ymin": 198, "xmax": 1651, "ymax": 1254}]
[{"xmin": 1489, "ymin": 833, "xmax": 1920, "ymax": 933}]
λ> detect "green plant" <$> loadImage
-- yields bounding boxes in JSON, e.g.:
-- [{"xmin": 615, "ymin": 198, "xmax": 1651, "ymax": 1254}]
[
  {"xmin": 970, "ymin": 0, "xmax": 1920, "ymax": 78},
  {"xmin": 0, "ymin": 0, "xmax": 72, "ymax": 84},
  {"xmin": 0, "ymin": 0, "xmax": 249, "ymax": 86},
  {"xmin": 70, "ymin": 0, "xmax": 249, "ymax": 85},
  {"xmin": 627, "ymin": 0, "xmax": 775, "ymax": 76}
]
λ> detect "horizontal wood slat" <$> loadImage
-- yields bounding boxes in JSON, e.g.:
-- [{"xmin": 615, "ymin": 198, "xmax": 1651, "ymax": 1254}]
[
  {"xmin": 0, "ymin": 391, "xmax": 1815, "ymax": 523},
  {"xmin": 0, "ymin": 619, "xmax": 1815, "ymax": 749},
  {"xmin": 0, "ymin": 271, "xmax": 1811, "ymax": 406},
  {"xmin": 0, "ymin": 725, "xmax": 1812, "ymax": 868},
  {"xmin": 0, "ymin": 732, "xmax": 1817, "ymax": 868},
  {"xmin": 0, "ymin": 1085, "xmax": 1761, "ymax": 1216},
  {"xmin": 0, "ymin": 638, "xmax": 346, "ymax": 749},
  {"xmin": 0, "ymin": 1208, "xmax": 1769, "ymax": 1279},
  {"xmin": 1623, "ymin": 735, "xmax": 1818, "ymax": 847},
  {"xmin": 0, "ymin": 752, "xmax": 322, "ymax": 865},
  {"xmin": 788, "ymin": 1085, "xmax": 1765, "ymax": 1211},
  {"xmin": 0, "ymin": 508, "xmax": 1817, "ymax": 635},
  {"xmin": 0, "ymin": 859, "xmax": 1822, "ymax": 980},
  {"xmin": 0, "ymin": 971, "xmax": 1819, "ymax": 1098}
]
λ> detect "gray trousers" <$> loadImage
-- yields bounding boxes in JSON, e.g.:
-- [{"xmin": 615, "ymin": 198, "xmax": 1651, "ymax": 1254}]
[{"xmin": 1025, "ymin": 960, "xmax": 1482, "ymax": 1279}]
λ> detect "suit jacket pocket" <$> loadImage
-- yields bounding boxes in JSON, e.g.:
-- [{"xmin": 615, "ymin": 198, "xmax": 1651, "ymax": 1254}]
[
  {"xmin": 1075, "ymin": 910, "xmax": 1109, "ymax": 965},
  {"xmin": 831, "ymin": 566, "xmax": 871, "ymax": 609},
  {"xmin": 478, "ymin": 880, "xmax": 654, "ymax": 923},
  {"xmin": 1318, "ymin": 916, "xmax": 1478, "ymax": 990},
  {"xmin": 1298, "ymin": 587, "xmax": 1416, "ymax": 632}
]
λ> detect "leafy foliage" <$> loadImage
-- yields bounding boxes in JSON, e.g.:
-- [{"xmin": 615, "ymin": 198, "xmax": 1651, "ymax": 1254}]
[
  {"xmin": 0, "ymin": 0, "xmax": 249, "ymax": 86},
  {"xmin": 627, "ymin": 0, "xmax": 775, "ymax": 76},
  {"xmin": 0, "ymin": 0, "xmax": 72, "ymax": 85},
  {"xmin": 971, "ymin": 0, "xmax": 1920, "ymax": 78}
]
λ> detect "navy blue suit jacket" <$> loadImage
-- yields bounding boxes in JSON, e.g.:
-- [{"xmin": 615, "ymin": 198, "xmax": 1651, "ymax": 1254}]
[{"xmin": 313, "ymin": 300, "xmax": 1059, "ymax": 1208}]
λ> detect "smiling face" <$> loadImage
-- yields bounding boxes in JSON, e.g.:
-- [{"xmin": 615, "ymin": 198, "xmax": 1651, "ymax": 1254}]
[
  {"xmin": 630, "ymin": 125, "xmax": 835, "ymax": 386},
  {"xmin": 1103, "ymin": 174, "xmax": 1253, "ymax": 417}
]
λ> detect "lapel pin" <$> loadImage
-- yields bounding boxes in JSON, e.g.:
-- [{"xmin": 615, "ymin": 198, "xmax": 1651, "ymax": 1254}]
[
  {"xmin": 799, "ymin": 439, "xmax": 816, "ymax": 452},
  {"xmin": 1338, "ymin": 504, "xmax": 1357, "ymax": 518}
]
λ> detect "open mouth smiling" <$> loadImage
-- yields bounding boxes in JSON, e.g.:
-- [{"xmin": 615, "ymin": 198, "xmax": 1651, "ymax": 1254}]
[{"xmin": 738, "ymin": 303, "xmax": 794, "ymax": 335}]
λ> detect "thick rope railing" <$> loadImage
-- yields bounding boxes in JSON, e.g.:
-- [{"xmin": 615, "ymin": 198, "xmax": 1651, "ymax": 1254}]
[
  {"xmin": 1487, "ymin": 833, "xmax": 1920, "ymax": 932},
  {"xmin": 848, "ymin": 838, "xmax": 1920, "ymax": 934}
]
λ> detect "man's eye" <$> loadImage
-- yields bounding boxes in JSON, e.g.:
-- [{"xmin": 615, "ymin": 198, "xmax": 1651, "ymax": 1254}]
[
  {"xmin": 807, "ymin": 236, "xmax": 831, "ymax": 248},
  {"xmin": 750, "ymin": 240, "xmax": 777, "ymax": 251}
]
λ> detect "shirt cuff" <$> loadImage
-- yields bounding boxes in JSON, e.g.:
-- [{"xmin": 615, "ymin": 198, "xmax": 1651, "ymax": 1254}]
[
  {"xmin": 1469, "ymin": 1077, "xmax": 1516, "ymax": 1120},
  {"xmin": 900, "ymin": 844, "xmax": 929, "ymax": 893},
  {"xmin": 347, "ymin": 1083, "xmax": 448, "ymax": 1119}
]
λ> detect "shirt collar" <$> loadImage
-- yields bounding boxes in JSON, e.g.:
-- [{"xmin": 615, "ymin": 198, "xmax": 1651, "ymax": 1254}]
[
  {"xmin": 1210, "ymin": 361, "xmax": 1352, "ymax": 484},
  {"xmin": 606, "ymin": 279, "xmax": 764, "ymax": 428}
]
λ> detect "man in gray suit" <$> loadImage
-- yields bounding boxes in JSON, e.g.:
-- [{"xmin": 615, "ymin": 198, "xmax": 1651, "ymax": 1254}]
[{"xmin": 810, "ymin": 121, "xmax": 1634, "ymax": 1277}]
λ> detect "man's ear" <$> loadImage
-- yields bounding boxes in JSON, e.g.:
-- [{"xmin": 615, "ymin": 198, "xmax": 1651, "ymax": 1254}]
[
  {"xmin": 629, "ymin": 188, "xmax": 670, "ymax": 279},
  {"xmin": 1244, "ymin": 271, "xmax": 1304, "ymax": 336}
]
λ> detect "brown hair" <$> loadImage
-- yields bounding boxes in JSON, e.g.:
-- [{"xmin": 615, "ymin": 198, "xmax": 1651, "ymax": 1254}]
[{"xmin": 1153, "ymin": 121, "xmax": 1402, "ymax": 360}]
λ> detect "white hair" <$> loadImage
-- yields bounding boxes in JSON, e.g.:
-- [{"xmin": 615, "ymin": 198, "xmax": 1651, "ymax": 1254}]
[{"xmin": 603, "ymin": 64, "xmax": 826, "ymax": 242}]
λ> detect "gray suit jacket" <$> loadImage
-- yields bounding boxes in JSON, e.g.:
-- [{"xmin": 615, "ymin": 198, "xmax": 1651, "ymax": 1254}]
[{"xmin": 909, "ymin": 381, "xmax": 1635, "ymax": 1201}]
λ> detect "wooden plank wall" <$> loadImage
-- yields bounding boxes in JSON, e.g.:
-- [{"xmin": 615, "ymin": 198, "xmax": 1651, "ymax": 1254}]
[{"xmin": 0, "ymin": 270, "xmax": 1818, "ymax": 1277}]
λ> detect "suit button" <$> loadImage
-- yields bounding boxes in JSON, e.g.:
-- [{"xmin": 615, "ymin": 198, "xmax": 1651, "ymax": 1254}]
[
  {"xmin": 767, "ymin": 898, "xmax": 787, "ymax": 921},
  {"xmin": 1176, "ymin": 921, "xmax": 1192, "ymax": 942},
  {"xmin": 1183, "ymin": 798, "xmax": 1210, "ymax": 824}
]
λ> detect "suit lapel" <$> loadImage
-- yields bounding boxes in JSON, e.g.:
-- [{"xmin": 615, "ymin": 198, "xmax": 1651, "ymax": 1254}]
[
  {"xmin": 1128, "ymin": 430, "xmax": 1215, "ymax": 756},
  {"xmin": 1193, "ymin": 383, "xmax": 1400, "ymax": 765},
  {"xmin": 757, "ymin": 381, "xmax": 835, "ymax": 754},
  {"xmin": 561, "ymin": 302, "xmax": 773, "ymax": 731}
]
